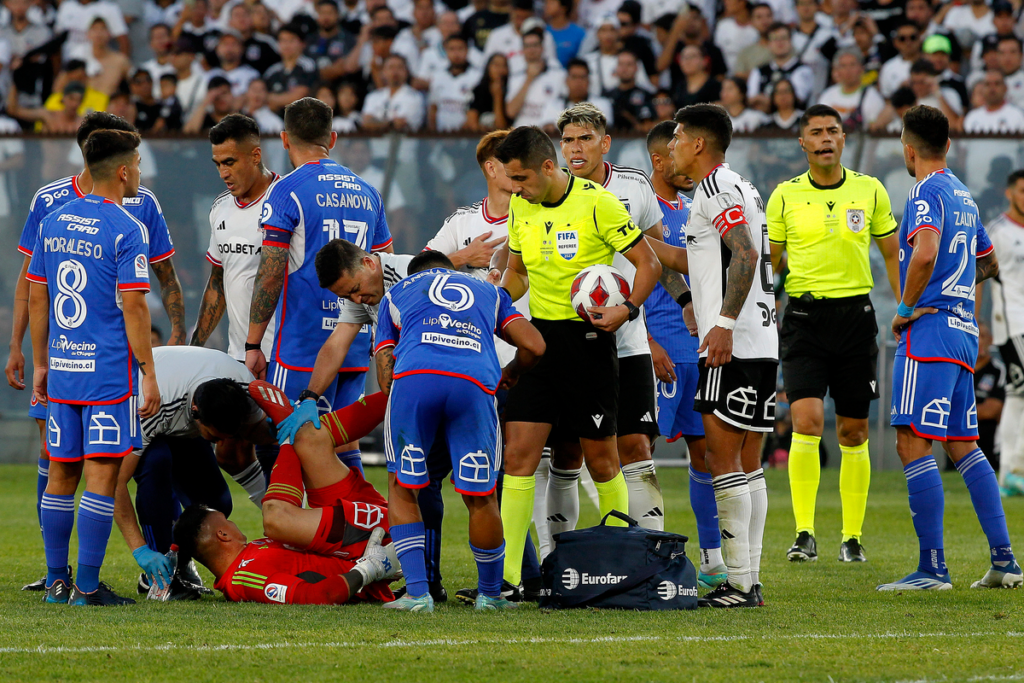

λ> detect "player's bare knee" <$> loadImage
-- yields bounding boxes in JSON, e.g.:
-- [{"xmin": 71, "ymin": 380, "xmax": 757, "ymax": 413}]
[
  {"xmin": 293, "ymin": 420, "xmax": 329, "ymax": 455},
  {"xmin": 261, "ymin": 499, "xmax": 289, "ymax": 537},
  {"xmin": 617, "ymin": 435, "xmax": 651, "ymax": 466}
]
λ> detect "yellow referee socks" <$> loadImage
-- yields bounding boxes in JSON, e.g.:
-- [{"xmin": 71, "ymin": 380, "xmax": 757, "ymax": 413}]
[
  {"xmin": 500, "ymin": 474, "xmax": 535, "ymax": 586},
  {"xmin": 788, "ymin": 433, "xmax": 821, "ymax": 534},
  {"xmin": 593, "ymin": 471, "xmax": 630, "ymax": 527},
  {"xmin": 839, "ymin": 441, "xmax": 871, "ymax": 541}
]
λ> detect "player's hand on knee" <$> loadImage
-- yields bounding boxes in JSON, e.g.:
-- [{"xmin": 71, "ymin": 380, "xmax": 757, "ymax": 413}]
[
  {"xmin": 277, "ymin": 398, "xmax": 321, "ymax": 444},
  {"xmin": 132, "ymin": 546, "xmax": 173, "ymax": 590},
  {"xmin": 698, "ymin": 326, "xmax": 733, "ymax": 368}
]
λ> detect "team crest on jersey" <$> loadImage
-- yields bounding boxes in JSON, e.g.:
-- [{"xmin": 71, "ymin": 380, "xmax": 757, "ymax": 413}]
[
  {"xmin": 556, "ymin": 230, "xmax": 578, "ymax": 260},
  {"xmin": 847, "ymin": 209, "xmax": 865, "ymax": 233},
  {"xmin": 264, "ymin": 583, "xmax": 287, "ymax": 603}
]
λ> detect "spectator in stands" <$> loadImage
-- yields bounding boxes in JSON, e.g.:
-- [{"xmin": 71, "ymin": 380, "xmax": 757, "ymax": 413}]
[
  {"xmin": 486, "ymin": 1, "xmax": 557, "ymax": 79},
  {"xmin": 998, "ymin": 36, "xmax": 1024, "ymax": 109},
  {"xmin": 9, "ymin": 80, "xmax": 86, "ymax": 133},
  {"xmin": 228, "ymin": 3, "xmax": 280, "ymax": 74},
  {"xmin": 606, "ymin": 50, "xmax": 653, "ymax": 131},
  {"xmin": 654, "ymin": 7, "xmax": 727, "ymax": 81},
  {"xmin": 105, "ymin": 90, "xmax": 135, "ymax": 124},
  {"xmin": 760, "ymin": 77, "xmax": 802, "ymax": 132},
  {"xmin": 541, "ymin": 57, "xmax": 613, "ymax": 132},
  {"xmin": 671, "ymin": 43, "xmax": 721, "ymax": 107},
  {"xmin": 909, "ymin": 58, "xmax": 963, "ymax": 129},
  {"xmin": 733, "ymin": 2, "xmax": 774, "ymax": 79},
  {"xmin": 578, "ymin": 0, "xmax": 620, "ymax": 30},
  {"xmin": 466, "ymin": 52, "xmax": 509, "ymax": 131},
  {"xmin": 332, "ymin": 81, "xmax": 362, "ymax": 132},
  {"xmin": 828, "ymin": 0, "xmax": 863, "ymax": 44},
  {"xmin": 818, "ymin": 47, "xmax": 886, "ymax": 130},
  {"xmin": 616, "ymin": 1, "xmax": 655, "ymax": 79},
  {"xmin": 157, "ymin": 73, "xmax": 183, "ymax": 130},
  {"xmin": 462, "ymin": 0, "xmax": 511, "ymax": 52},
  {"xmin": 506, "ymin": 27, "xmax": 563, "ymax": 126},
  {"xmin": 56, "ymin": 0, "xmax": 130, "ymax": 60},
  {"xmin": 1, "ymin": 0, "xmax": 54, "ymax": 109},
  {"xmin": 130, "ymin": 69, "xmax": 164, "ymax": 131},
  {"xmin": 747, "ymin": 22, "xmax": 815, "ymax": 112},
  {"xmin": 905, "ymin": 0, "xmax": 963, "ymax": 70},
  {"xmin": 715, "ymin": 0, "xmax": 758, "ymax": 74},
  {"xmin": 309, "ymin": 0, "xmax": 356, "ymax": 80},
  {"xmin": 250, "ymin": 3, "xmax": 275, "ymax": 36},
  {"xmin": 428, "ymin": 34, "xmax": 479, "ymax": 131},
  {"xmin": 585, "ymin": 14, "xmax": 623, "ymax": 96},
  {"xmin": 171, "ymin": 36, "xmax": 208, "ymax": 118},
  {"xmin": 339, "ymin": 0, "xmax": 366, "ymax": 36},
  {"xmin": 264, "ymin": 23, "xmax": 319, "ymax": 113},
  {"xmin": 870, "ymin": 84, "xmax": 916, "ymax": 133},
  {"xmin": 362, "ymin": 53, "xmax": 425, "ymax": 131},
  {"xmin": 851, "ymin": 16, "xmax": 884, "ymax": 86},
  {"xmin": 242, "ymin": 77, "xmax": 286, "ymax": 133},
  {"xmin": 719, "ymin": 75, "xmax": 768, "ymax": 131},
  {"xmin": 211, "ymin": 32, "xmax": 261, "ymax": 99},
  {"xmin": 971, "ymin": 36, "xmax": 1004, "ymax": 91},
  {"xmin": 394, "ymin": 0, "xmax": 441, "ymax": 76},
  {"xmin": 791, "ymin": 0, "xmax": 836, "ymax": 95},
  {"xmin": 40, "ymin": 60, "xmax": 109, "ymax": 116},
  {"xmin": 184, "ymin": 74, "xmax": 235, "ymax": 132},
  {"xmin": 942, "ymin": 0, "xmax": 995, "ymax": 48},
  {"xmin": 71, "ymin": 17, "xmax": 132, "ymax": 96},
  {"xmin": 652, "ymin": 89, "xmax": 675, "ymax": 121},
  {"xmin": 414, "ymin": 10, "xmax": 476, "ymax": 90},
  {"xmin": 923, "ymin": 34, "xmax": 969, "ymax": 113},
  {"xmin": 140, "ymin": 24, "xmax": 177, "ymax": 96},
  {"xmin": 878, "ymin": 21, "xmax": 923, "ymax": 98},
  {"xmin": 860, "ymin": 0, "xmax": 906, "ymax": 41},
  {"xmin": 968, "ymin": 2, "xmax": 1014, "ymax": 75},
  {"xmin": 963, "ymin": 69, "xmax": 1024, "ymax": 133},
  {"xmin": 175, "ymin": 0, "xmax": 218, "ymax": 61},
  {"xmin": 544, "ymin": 0, "xmax": 584, "ymax": 68}
]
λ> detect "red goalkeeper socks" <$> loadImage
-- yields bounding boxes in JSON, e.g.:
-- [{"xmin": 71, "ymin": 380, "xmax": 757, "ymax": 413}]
[
  {"xmin": 263, "ymin": 444, "xmax": 304, "ymax": 507},
  {"xmin": 321, "ymin": 392, "xmax": 388, "ymax": 446}
]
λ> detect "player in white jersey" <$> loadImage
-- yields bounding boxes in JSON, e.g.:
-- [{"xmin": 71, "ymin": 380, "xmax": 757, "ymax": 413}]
[
  {"xmin": 982, "ymin": 169, "xmax": 1024, "ymax": 495},
  {"xmin": 550, "ymin": 103, "xmax": 694, "ymax": 534},
  {"xmin": 191, "ymin": 114, "xmax": 280, "ymax": 359},
  {"xmin": 649, "ymin": 104, "xmax": 778, "ymax": 608}
]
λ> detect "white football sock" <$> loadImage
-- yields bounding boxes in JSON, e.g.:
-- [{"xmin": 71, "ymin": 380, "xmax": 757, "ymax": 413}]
[
  {"xmin": 1000, "ymin": 394, "xmax": 1024, "ymax": 484},
  {"xmin": 579, "ymin": 465, "xmax": 601, "ymax": 510},
  {"xmin": 621, "ymin": 460, "xmax": 665, "ymax": 530},
  {"xmin": 700, "ymin": 547, "xmax": 725, "ymax": 573},
  {"xmin": 533, "ymin": 452, "xmax": 553, "ymax": 560},
  {"xmin": 231, "ymin": 460, "xmax": 267, "ymax": 508},
  {"xmin": 546, "ymin": 465, "xmax": 581, "ymax": 540},
  {"xmin": 713, "ymin": 472, "xmax": 752, "ymax": 592},
  {"xmin": 746, "ymin": 468, "xmax": 768, "ymax": 587}
]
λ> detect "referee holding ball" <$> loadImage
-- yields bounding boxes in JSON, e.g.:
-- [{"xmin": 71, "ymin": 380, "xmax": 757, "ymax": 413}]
[{"xmin": 767, "ymin": 104, "xmax": 901, "ymax": 563}]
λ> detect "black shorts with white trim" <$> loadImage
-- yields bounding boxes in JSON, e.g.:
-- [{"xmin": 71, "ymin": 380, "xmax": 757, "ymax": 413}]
[
  {"xmin": 694, "ymin": 358, "xmax": 778, "ymax": 433},
  {"xmin": 617, "ymin": 354, "xmax": 660, "ymax": 439}
]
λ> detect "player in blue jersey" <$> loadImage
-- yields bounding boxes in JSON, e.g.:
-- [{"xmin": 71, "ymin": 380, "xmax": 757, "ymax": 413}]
[
  {"xmin": 879, "ymin": 105, "xmax": 1022, "ymax": 591},
  {"xmin": 374, "ymin": 251, "xmax": 545, "ymax": 612},
  {"xmin": 27, "ymin": 130, "xmax": 161, "ymax": 606},
  {"xmin": 245, "ymin": 97, "xmax": 393, "ymax": 475},
  {"xmin": 644, "ymin": 121, "xmax": 727, "ymax": 590},
  {"xmin": 6, "ymin": 112, "xmax": 185, "ymax": 592}
]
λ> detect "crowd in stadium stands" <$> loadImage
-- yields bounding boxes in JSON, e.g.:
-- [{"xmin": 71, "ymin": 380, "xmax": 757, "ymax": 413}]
[{"xmin": 0, "ymin": 0, "xmax": 1023, "ymax": 135}]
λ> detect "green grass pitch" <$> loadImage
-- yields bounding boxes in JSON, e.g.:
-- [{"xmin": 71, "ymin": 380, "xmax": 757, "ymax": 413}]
[{"xmin": 0, "ymin": 464, "xmax": 1022, "ymax": 682}]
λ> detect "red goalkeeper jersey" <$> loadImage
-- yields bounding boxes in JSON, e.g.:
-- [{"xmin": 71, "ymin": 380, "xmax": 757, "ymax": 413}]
[{"xmin": 214, "ymin": 538, "xmax": 394, "ymax": 605}]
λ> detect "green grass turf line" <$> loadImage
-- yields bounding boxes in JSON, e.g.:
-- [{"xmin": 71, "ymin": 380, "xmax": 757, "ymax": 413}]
[{"xmin": 0, "ymin": 464, "xmax": 1022, "ymax": 682}]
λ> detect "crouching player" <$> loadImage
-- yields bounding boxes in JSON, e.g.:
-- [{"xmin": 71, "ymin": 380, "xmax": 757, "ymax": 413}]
[
  {"xmin": 172, "ymin": 381, "xmax": 399, "ymax": 605},
  {"xmin": 377, "ymin": 251, "xmax": 545, "ymax": 612}
]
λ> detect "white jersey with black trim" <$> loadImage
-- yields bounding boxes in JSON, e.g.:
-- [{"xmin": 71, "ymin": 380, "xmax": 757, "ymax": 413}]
[
  {"xmin": 602, "ymin": 162, "xmax": 662, "ymax": 358},
  {"xmin": 687, "ymin": 163, "xmax": 778, "ymax": 361},
  {"xmin": 337, "ymin": 252, "xmax": 415, "ymax": 329},
  {"xmin": 207, "ymin": 174, "xmax": 281, "ymax": 360},
  {"xmin": 426, "ymin": 197, "xmax": 530, "ymax": 365},
  {"xmin": 138, "ymin": 347, "xmax": 262, "ymax": 450},
  {"xmin": 987, "ymin": 212, "xmax": 1024, "ymax": 344}
]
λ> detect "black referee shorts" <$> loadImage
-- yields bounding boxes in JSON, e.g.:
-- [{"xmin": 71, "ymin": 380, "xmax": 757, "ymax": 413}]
[
  {"xmin": 780, "ymin": 293, "xmax": 879, "ymax": 419},
  {"xmin": 617, "ymin": 354, "xmax": 660, "ymax": 439},
  {"xmin": 504, "ymin": 318, "xmax": 618, "ymax": 440}
]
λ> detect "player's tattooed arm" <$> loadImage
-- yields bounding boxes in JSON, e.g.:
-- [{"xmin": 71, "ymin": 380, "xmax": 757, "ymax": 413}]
[
  {"xmin": 249, "ymin": 245, "xmax": 288, "ymax": 328},
  {"xmin": 151, "ymin": 259, "xmax": 186, "ymax": 345},
  {"xmin": 719, "ymin": 223, "xmax": 759, "ymax": 319},
  {"xmin": 190, "ymin": 264, "xmax": 226, "ymax": 347},
  {"xmin": 375, "ymin": 347, "xmax": 395, "ymax": 396},
  {"xmin": 976, "ymin": 251, "xmax": 999, "ymax": 284}
]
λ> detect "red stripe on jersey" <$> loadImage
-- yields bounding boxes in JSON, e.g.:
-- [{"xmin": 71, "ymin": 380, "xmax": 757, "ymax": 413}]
[
  {"xmin": 263, "ymin": 227, "xmax": 292, "ymax": 246},
  {"xmin": 978, "ymin": 244, "xmax": 994, "ymax": 257},
  {"xmin": 373, "ymin": 340, "xmax": 396, "ymax": 354},
  {"xmin": 18, "ymin": 246, "xmax": 32, "ymax": 257},
  {"xmin": 206, "ymin": 252, "xmax": 223, "ymax": 266},
  {"xmin": 393, "ymin": 369, "xmax": 497, "ymax": 394},
  {"xmin": 712, "ymin": 206, "xmax": 745, "ymax": 236},
  {"xmin": 118, "ymin": 283, "xmax": 150, "ymax": 292},
  {"xmin": 149, "ymin": 248, "xmax": 175, "ymax": 263},
  {"xmin": 26, "ymin": 273, "xmax": 46, "ymax": 284},
  {"xmin": 371, "ymin": 238, "xmax": 393, "ymax": 252},
  {"xmin": 907, "ymin": 224, "xmax": 940, "ymax": 242}
]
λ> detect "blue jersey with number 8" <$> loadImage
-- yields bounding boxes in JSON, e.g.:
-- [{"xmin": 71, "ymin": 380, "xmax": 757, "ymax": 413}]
[
  {"xmin": 259, "ymin": 158, "xmax": 392, "ymax": 372},
  {"xmin": 897, "ymin": 169, "xmax": 994, "ymax": 370}
]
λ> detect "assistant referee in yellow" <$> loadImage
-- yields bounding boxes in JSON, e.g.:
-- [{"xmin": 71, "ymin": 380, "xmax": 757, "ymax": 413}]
[
  {"xmin": 767, "ymin": 104, "xmax": 900, "ymax": 564},
  {"xmin": 495, "ymin": 126, "xmax": 662, "ymax": 589}
]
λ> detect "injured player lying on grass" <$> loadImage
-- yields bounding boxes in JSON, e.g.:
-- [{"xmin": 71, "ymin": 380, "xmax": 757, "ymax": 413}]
[{"xmin": 171, "ymin": 382, "xmax": 401, "ymax": 605}]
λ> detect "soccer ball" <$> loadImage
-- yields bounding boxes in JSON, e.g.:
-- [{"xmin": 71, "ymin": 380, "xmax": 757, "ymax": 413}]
[{"xmin": 570, "ymin": 264, "xmax": 631, "ymax": 323}]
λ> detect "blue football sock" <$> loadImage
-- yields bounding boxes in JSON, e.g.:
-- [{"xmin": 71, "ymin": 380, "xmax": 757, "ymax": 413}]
[
  {"xmin": 521, "ymin": 530, "xmax": 541, "ymax": 582},
  {"xmin": 418, "ymin": 478, "xmax": 445, "ymax": 585},
  {"xmin": 337, "ymin": 449, "xmax": 364, "ymax": 476},
  {"xmin": 40, "ymin": 493, "xmax": 74, "ymax": 586},
  {"xmin": 36, "ymin": 459, "xmax": 49, "ymax": 528},
  {"xmin": 472, "ymin": 541, "xmax": 506, "ymax": 597},
  {"xmin": 904, "ymin": 456, "xmax": 946, "ymax": 575},
  {"xmin": 689, "ymin": 468, "xmax": 721, "ymax": 549},
  {"xmin": 954, "ymin": 448, "xmax": 1014, "ymax": 565},
  {"xmin": 76, "ymin": 492, "xmax": 115, "ymax": 593},
  {"xmin": 391, "ymin": 522, "xmax": 428, "ymax": 598}
]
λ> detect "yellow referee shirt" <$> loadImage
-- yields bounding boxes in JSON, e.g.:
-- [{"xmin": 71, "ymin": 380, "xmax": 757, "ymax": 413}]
[
  {"xmin": 509, "ymin": 174, "xmax": 642, "ymax": 320},
  {"xmin": 767, "ymin": 167, "xmax": 896, "ymax": 299}
]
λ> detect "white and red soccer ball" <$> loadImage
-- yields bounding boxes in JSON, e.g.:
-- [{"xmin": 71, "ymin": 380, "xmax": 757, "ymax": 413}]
[{"xmin": 570, "ymin": 264, "xmax": 631, "ymax": 323}]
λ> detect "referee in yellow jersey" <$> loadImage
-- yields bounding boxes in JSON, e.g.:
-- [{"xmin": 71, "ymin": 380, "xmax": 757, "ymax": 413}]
[
  {"xmin": 495, "ymin": 126, "xmax": 662, "ymax": 589},
  {"xmin": 767, "ymin": 104, "xmax": 900, "ymax": 563}
]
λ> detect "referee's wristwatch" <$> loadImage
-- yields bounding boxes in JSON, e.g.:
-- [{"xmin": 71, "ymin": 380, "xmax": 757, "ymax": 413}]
[{"xmin": 623, "ymin": 301, "xmax": 641, "ymax": 322}]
